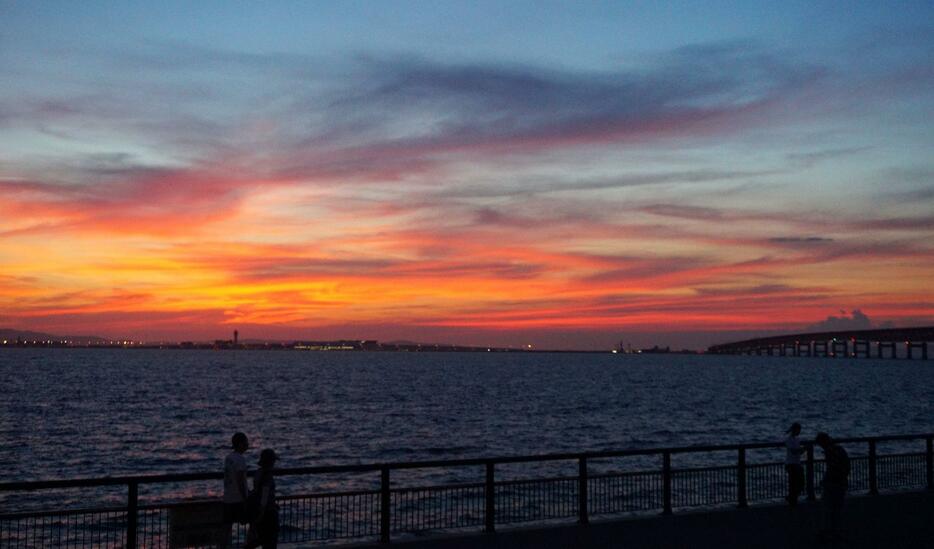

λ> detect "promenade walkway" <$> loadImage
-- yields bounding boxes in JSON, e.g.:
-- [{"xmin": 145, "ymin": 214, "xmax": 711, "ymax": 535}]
[{"xmin": 342, "ymin": 491, "xmax": 934, "ymax": 549}]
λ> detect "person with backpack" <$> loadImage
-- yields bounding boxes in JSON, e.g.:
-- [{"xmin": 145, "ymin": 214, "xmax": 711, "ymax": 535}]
[{"xmin": 815, "ymin": 432, "xmax": 850, "ymax": 541}]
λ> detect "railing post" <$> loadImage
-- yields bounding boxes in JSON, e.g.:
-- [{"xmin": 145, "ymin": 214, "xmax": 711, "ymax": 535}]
[
  {"xmin": 484, "ymin": 462, "xmax": 495, "ymax": 533},
  {"xmin": 868, "ymin": 440, "xmax": 878, "ymax": 496},
  {"xmin": 578, "ymin": 456, "xmax": 589, "ymax": 524},
  {"xmin": 380, "ymin": 467, "xmax": 391, "ymax": 544},
  {"xmin": 737, "ymin": 447, "xmax": 747, "ymax": 508},
  {"xmin": 806, "ymin": 445, "xmax": 816, "ymax": 501},
  {"xmin": 662, "ymin": 451, "xmax": 672, "ymax": 515},
  {"xmin": 126, "ymin": 481, "xmax": 138, "ymax": 549},
  {"xmin": 926, "ymin": 437, "xmax": 933, "ymax": 491}
]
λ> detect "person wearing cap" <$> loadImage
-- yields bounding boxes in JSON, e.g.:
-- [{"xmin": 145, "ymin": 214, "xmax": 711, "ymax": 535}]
[
  {"xmin": 784, "ymin": 422, "xmax": 805, "ymax": 507},
  {"xmin": 246, "ymin": 448, "xmax": 279, "ymax": 549},
  {"xmin": 815, "ymin": 432, "xmax": 850, "ymax": 541}
]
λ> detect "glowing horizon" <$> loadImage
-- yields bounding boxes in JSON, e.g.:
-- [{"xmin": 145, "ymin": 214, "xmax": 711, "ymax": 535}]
[{"xmin": 1, "ymin": 2, "xmax": 933, "ymax": 349}]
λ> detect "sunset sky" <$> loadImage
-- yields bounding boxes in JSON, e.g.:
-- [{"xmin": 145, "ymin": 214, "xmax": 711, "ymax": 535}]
[{"xmin": 1, "ymin": 1, "xmax": 932, "ymax": 349}]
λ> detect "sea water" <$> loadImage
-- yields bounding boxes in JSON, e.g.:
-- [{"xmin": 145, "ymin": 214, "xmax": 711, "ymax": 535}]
[{"xmin": 1, "ymin": 348, "xmax": 931, "ymax": 508}]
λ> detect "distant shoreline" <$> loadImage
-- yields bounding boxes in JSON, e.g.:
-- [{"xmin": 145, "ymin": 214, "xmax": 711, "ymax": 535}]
[{"xmin": 0, "ymin": 341, "xmax": 701, "ymax": 354}]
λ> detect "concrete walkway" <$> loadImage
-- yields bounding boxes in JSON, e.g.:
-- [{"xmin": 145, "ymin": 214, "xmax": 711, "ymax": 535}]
[{"xmin": 329, "ymin": 491, "xmax": 934, "ymax": 549}]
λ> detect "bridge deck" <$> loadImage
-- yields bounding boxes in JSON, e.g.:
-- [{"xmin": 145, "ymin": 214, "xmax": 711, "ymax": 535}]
[
  {"xmin": 335, "ymin": 490, "xmax": 934, "ymax": 549},
  {"xmin": 707, "ymin": 325, "xmax": 934, "ymax": 356}
]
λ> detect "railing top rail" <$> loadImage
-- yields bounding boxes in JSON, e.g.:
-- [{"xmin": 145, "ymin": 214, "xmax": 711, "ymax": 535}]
[{"xmin": 1, "ymin": 432, "xmax": 930, "ymax": 492}]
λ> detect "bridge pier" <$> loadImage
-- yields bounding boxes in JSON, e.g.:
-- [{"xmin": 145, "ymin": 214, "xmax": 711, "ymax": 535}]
[
  {"xmin": 813, "ymin": 340, "xmax": 829, "ymax": 358},
  {"xmin": 878, "ymin": 341, "xmax": 896, "ymax": 359},
  {"xmin": 854, "ymin": 339, "xmax": 870, "ymax": 358},
  {"xmin": 797, "ymin": 342, "xmax": 811, "ymax": 357},
  {"xmin": 831, "ymin": 339, "xmax": 847, "ymax": 358},
  {"xmin": 907, "ymin": 341, "xmax": 928, "ymax": 360}
]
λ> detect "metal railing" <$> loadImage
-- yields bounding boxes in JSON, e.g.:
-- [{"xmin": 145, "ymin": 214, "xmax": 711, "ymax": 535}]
[{"xmin": 1, "ymin": 433, "xmax": 931, "ymax": 547}]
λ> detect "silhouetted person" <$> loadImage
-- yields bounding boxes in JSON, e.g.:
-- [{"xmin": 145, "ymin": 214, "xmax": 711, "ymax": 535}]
[
  {"xmin": 816, "ymin": 432, "xmax": 850, "ymax": 542},
  {"xmin": 221, "ymin": 432, "xmax": 249, "ymax": 548},
  {"xmin": 246, "ymin": 448, "xmax": 279, "ymax": 549},
  {"xmin": 784, "ymin": 422, "xmax": 805, "ymax": 507}
]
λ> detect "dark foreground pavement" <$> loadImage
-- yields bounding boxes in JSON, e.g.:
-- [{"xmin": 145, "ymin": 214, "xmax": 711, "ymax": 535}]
[{"xmin": 330, "ymin": 491, "xmax": 934, "ymax": 549}]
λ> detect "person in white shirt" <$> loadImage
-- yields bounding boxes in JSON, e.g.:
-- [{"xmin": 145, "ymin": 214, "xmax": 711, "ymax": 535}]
[
  {"xmin": 221, "ymin": 432, "xmax": 249, "ymax": 548},
  {"xmin": 785, "ymin": 422, "xmax": 805, "ymax": 507}
]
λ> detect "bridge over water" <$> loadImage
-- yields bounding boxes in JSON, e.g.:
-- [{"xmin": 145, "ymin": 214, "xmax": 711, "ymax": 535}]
[{"xmin": 707, "ymin": 326, "xmax": 934, "ymax": 359}]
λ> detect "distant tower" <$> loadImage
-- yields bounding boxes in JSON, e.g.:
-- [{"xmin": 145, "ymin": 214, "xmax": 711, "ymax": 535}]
[{"xmin": 234, "ymin": 330, "xmax": 239, "ymax": 345}]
